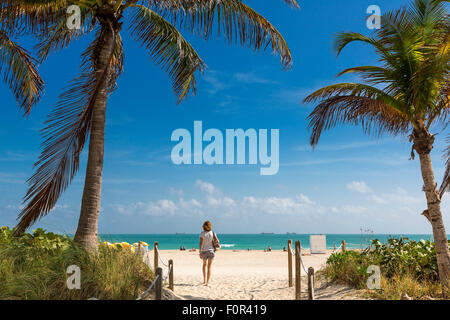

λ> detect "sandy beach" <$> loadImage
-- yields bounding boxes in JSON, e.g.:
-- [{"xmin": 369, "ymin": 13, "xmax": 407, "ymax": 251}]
[{"xmin": 143, "ymin": 249, "xmax": 360, "ymax": 300}]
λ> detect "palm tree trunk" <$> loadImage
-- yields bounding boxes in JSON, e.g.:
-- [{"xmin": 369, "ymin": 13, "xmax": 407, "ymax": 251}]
[
  {"xmin": 413, "ymin": 127, "xmax": 450, "ymax": 296},
  {"xmin": 73, "ymin": 25, "xmax": 115, "ymax": 252}
]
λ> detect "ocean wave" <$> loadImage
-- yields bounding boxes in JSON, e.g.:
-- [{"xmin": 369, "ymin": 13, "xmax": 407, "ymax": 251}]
[{"xmin": 221, "ymin": 244, "xmax": 235, "ymax": 247}]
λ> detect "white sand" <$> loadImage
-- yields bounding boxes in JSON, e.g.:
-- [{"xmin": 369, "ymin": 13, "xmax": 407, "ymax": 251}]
[{"xmin": 144, "ymin": 249, "xmax": 345, "ymax": 300}]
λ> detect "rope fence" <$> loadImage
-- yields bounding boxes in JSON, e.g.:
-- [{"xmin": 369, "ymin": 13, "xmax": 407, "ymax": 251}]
[
  {"xmin": 287, "ymin": 238, "xmax": 349, "ymax": 300},
  {"xmin": 136, "ymin": 241, "xmax": 175, "ymax": 300},
  {"xmin": 155, "ymin": 246, "xmax": 169, "ymax": 267},
  {"xmin": 297, "ymin": 246, "xmax": 308, "ymax": 274},
  {"xmin": 288, "ymin": 239, "xmax": 352, "ymax": 300},
  {"xmin": 136, "ymin": 274, "xmax": 160, "ymax": 300}
]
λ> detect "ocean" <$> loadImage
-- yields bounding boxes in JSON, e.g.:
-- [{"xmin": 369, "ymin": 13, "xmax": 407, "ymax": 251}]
[{"xmin": 99, "ymin": 233, "xmax": 437, "ymax": 250}]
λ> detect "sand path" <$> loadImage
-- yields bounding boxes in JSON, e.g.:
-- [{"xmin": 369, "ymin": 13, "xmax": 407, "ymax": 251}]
[{"xmin": 145, "ymin": 250, "xmax": 362, "ymax": 300}]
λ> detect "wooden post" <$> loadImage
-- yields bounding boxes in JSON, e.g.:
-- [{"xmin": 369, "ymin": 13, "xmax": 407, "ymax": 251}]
[
  {"xmin": 333, "ymin": 244, "xmax": 336, "ymax": 251},
  {"xmin": 288, "ymin": 239, "xmax": 293, "ymax": 287},
  {"xmin": 169, "ymin": 259, "xmax": 174, "ymax": 291},
  {"xmin": 154, "ymin": 241, "xmax": 159, "ymax": 271},
  {"xmin": 308, "ymin": 267, "xmax": 315, "ymax": 300},
  {"xmin": 155, "ymin": 267, "xmax": 162, "ymax": 300},
  {"xmin": 138, "ymin": 241, "xmax": 142, "ymax": 255},
  {"xmin": 342, "ymin": 240, "xmax": 346, "ymax": 252},
  {"xmin": 295, "ymin": 240, "xmax": 301, "ymax": 300}
]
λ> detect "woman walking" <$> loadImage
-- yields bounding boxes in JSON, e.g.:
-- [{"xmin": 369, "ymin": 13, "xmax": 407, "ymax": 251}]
[{"xmin": 199, "ymin": 221, "xmax": 220, "ymax": 286}]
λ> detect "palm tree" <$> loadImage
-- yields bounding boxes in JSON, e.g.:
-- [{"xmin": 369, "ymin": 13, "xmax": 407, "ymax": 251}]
[
  {"xmin": 12, "ymin": 0, "xmax": 298, "ymax": 251},
  {"xmin": 304, "ymin": 0, "xmax": 449, "ymax": 293},
  {"xmin": 0, "ymin": 7, "xmax": 43, "ymax": 114}
]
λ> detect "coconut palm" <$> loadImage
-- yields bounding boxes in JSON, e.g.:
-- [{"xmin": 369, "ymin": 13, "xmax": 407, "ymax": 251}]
[
  {"xmin": 0, "ymin": 8, "xmax": 43, "ymax": 114},
  {"xmin": 11, "ymin": 0, "xmax": 298, "ymax": 251},
  {"xmin": 304, "ymin": 0, "xmax": 449, "ymax": 292}
]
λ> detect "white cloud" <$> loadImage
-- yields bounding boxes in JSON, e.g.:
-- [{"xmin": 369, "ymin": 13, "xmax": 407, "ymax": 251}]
[
  {"xmin": 196, "ymin": 179, "xmax": 217, "ymax": 195},
  {"xmin": 206, "ymin": 196, "xmax": 236, "ymax": 207},
  {"xmin": 370, "ymin": 194, "xmax": 387, "ymax": 204},
  {"xmin": 347, "ymin": 181, "xmax": 372, "ymax": 193},
  {"xmin": 111, "ymin": 181, "xmax": 331, "ymax": 218},
  {"xmin": 0, "ymin": 151, "xmax": 26, "ymax": 161},
  {"xmin": 241, "ymin": 193, "xmax": 320, "ymax": 216},
  {"xmin": 0, "ymin": 172, "xmax": 26, "ymax": 184},
  {"xmin": 203, "ymin": 71, "xmax": 228, "ymax": 95},
  {"xmin": 168, "ymin": 187, "xmax": 184, "ymax": 196},
  {"xmin": 233, "ymin": 72, "xmax": 278, "ymax": 85},
  {"xmin": 111, "ymin": 200, "xmax": 178, "ymax": 217},
  {"xmin": 342, "ymin": 205, "xmax": 367, "ymax": 214},
  {"xmin": 297, "ymin": 194, "xmax": 315, "ymax": 205},
  {"xmin": 372, "ymin": 187, "xmax": 423, "ymax": 206},
  {"xmin": 179, "ymin": 198, "xmax": 202, "ymax": 209}
]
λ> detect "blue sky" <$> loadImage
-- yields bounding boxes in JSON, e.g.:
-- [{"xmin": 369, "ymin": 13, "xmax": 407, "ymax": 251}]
[{"xmin": 1, "ymin": 0, "xmax": 448, "ymax": 235}]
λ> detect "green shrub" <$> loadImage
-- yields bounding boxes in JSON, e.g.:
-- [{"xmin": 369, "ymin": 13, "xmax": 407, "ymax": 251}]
[
  {"xmin": 322, "ymin": 237, "xmax": 448, "ymax": 299},
  {"xmin": 370, "ymin": 238, "xmax": 438, "ymax": 281},
  {"xmin": 324, "ymin": 250, "xmax": 372, "ymax": 288},
  {"xmin": 0, "ymin": 226, "xmax": 153, "ymax": 300}
]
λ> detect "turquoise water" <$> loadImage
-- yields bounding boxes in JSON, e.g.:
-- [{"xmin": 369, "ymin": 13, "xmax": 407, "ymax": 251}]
[{"xmin": 99, "ymin": 234, "xmax": 438, "ymax": 250}]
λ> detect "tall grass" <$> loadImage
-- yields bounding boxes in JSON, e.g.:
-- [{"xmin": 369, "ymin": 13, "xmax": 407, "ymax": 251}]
[{"xmin": 0, "ymin": 227, "xmax": 153, "ymax": 300}]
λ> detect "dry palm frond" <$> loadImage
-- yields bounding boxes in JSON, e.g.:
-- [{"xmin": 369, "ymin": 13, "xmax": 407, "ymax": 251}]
[
  {"xmin": 0, "ymin": 30, "xmax": 44, "ymax": 114},
  {"xmin": 151, "ymin": 0, "xmax": 293, "ymax": 69},
  {"xmin": 1, "ymin": 0, "xmax": 69, "ymax": 34},
  {"xmin": 143, "ymin": 0, "xmax": 299, "ymax": 10},
  {"xmin": 35, "ymin": 8, "xmax": 96, "ymax": 62}
]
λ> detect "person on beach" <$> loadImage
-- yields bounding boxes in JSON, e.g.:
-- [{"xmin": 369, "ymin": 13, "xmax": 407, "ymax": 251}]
[{"xmin": 199, "ymin": 221, "xmax": 220, "ymax": 286}]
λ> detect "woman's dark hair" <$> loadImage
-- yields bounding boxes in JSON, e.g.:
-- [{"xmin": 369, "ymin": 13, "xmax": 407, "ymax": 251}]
[{"xmin": 202, "ymin": 221, "xmax": 212, "ymax": 231}]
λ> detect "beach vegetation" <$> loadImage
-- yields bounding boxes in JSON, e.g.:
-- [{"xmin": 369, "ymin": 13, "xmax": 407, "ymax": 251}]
[
  {"xmin": 322, "ymin": 238, "xmax": 450, "ymax": 299},
  {"xmin": 0, "ymin": 226, "xmax": 153, "ymax": 300}
]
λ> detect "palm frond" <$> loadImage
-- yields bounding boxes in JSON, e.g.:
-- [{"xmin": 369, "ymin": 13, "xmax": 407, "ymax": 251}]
[
  {"xmin": 334, "ymin": 32, "xmax": 386, "ymax": 56},
  {"xmin": 334, "ymin": 32, "xmax": 402, "ymax": 76},
  {"xmin": 142, "ymin": 0, "xmax": 299, "ymax": 9},
  {"xmin": 1, "ymin": 0, "xmax": 69, "ymax": 34},
  {"xmin": 149, "ymin": 0, "xmax": 293, "ymax": 69},
  {"xmin": 439, "ymin": 133, "xmax": 450, "ymax": 196},
  {"xmin": 0, "ymin": 30, "xmax": 43, "ymax": 114},
  {"xmin": 411, "ymin": 17, "xmax": 450, "ymax": 117},
  {"xmin": 279, "ymin": 0, "xmax": 300, "ymax": 8},
  {"xmin": 409, "ymin": 0, "xmax": 448, "ymax": 30},
  {"xmin": 334, "ymin": 1, "xmax": 449, "ymax": 124},
  {"xmin": 129, "ymin": 4, "xmax": 205, "ymax": 102},
  {"xmin": 35, "ymin": 8, "xmax": 96, "ymax": 62},
  {"xmin": 304, "ymin": 83, "xmax": 411, "ymax": 146},
  {"xmin": 15, "ymin": 27, "xmax": 117, "ymax": 233},
  {"xmin": 337, "ymin": 66, "xmax": 395, "ymax": 85}
]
